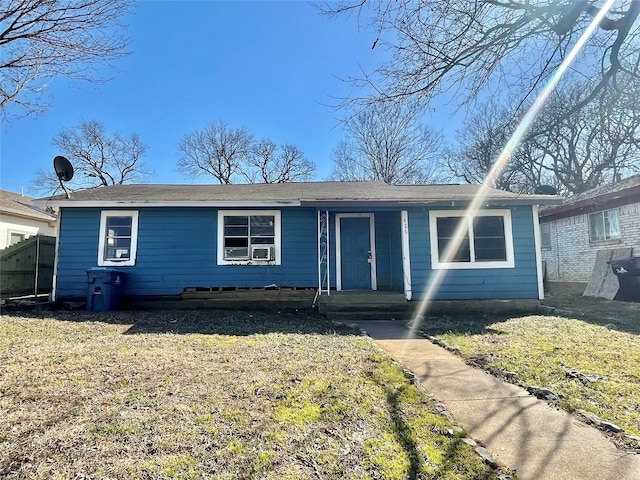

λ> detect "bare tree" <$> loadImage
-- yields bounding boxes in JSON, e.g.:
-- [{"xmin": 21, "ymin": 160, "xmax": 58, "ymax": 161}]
[
  {"xmin": 329, "ymin": 101, "xmax": 445, "ymax": 184},
  {"xmin": 32, "ymin": 120, "xmax": 150, "ymax": 195},
  {"xmin": 177, "ymin": 121, "xmax": 255, "ymax": 184},
  {"xmin": 532, "ymin": 80, "xmax": 640, "ymax": 194},
  {"xmin": 447, "ymin": 81, "xmax": 640, "ymax": 195},
  {"xmin": 177, "ymin": 121, "xmax": 315, "ymax": 184},
  {"xmin": 324, "ymin": 1, "xmax": 640, "ymax": 127},
  {"xmin": 1, "ymin": 0, "xmax": 132, "ymax": 118},
  {"xmin": 244, "ymin": 139, "xmax": 316, "ymax": 183},
  {"xmin": 330, "ymin": 140, "xmax": 374, "ymax": 182},
  {"xmin": 446, "ymin": 103, "xmax": 552, "ymax": 193}
]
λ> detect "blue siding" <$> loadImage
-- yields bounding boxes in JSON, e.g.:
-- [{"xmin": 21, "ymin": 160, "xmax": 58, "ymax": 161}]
[
  {"xmin": 56, "ymin": 209, "xmax": 102, "ymax": 298},
  {"xmin": 55, "ymin": 207, "xmax": 319, "ymax": 299},
  {"xmin": 408, "ymin": 206, "xmax": 540, "ymax": 300},
  {"xmin": 55, "ymin": 204, "xmax": 540, "ymax": 301}
]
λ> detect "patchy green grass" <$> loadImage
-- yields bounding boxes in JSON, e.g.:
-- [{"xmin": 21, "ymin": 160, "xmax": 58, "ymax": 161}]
[
  {"xmin": 419, "ymin": 295, "xmax": 640, "ymax": 445},
  {"xmin": 0, "ymin": 310, "xmax": 503, "ymax": 479},
  {"xmin": 542, "ymin": 293, "xmax": 640, "ymax": 334}
]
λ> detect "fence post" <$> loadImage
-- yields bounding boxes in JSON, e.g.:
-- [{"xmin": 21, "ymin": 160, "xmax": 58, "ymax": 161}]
[{"xmin": 34, "ymin": 235, "xmax": 41, "ymax": 296}]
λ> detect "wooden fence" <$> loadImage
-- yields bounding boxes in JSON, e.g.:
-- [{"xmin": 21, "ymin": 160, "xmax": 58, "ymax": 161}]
[{"xmin": 0, "ymin": 235, "xmax": 55, "ymax": 298}]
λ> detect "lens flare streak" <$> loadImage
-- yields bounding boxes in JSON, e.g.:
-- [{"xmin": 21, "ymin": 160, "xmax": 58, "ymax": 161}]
[{"xmin": 407, "ymin": 0, "xmax": 616, "ymax": 339}]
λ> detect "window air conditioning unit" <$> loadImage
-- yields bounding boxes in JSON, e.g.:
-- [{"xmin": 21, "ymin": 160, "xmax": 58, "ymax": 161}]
[{"xmin": 251, "ymin": 246, "xmax": 273, "ymax": 261}]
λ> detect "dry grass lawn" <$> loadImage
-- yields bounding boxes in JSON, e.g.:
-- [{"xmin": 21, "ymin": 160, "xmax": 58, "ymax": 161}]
[
  {"xmin": 0, "ymin": 309, "xmax": 504, "ymax": 480},
  {"xmin": 418, "ymin": 294, "xmax": 640, "ymax": 449}
]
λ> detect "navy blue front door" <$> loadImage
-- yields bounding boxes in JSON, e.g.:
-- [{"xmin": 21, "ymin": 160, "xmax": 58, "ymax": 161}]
[{"xmin": 340, "ymin": 217, "xmax": 372, "ymax": 290}]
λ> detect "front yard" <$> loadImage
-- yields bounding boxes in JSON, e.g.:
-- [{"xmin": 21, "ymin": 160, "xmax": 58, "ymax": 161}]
[
  {"xmin": 419, "ymin": 294, "xmax": 640, "ymax": 449},
  {"xmin": 0, "ymin": 310, "xmax": 502, "ymax": 480},
  {"xmin": 2, "ymin": 294, "xmax": 638, "ymax": 479}
]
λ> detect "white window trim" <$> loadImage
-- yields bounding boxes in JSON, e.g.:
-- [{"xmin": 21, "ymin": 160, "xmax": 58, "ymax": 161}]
[
  {"xmin": 588, "ymin": 208, "xmax": 620, "ymax": 242},
  {"xmin": 429, "ymin": 209, "xmax": 515, "ymax": 270},
  {"xmin": 217, "ymin": 210, "xmax": 281, "ymax": 266},
  {"xmin": 8, "ymin": 230, "xmax": 28, "ymax": 246},
  {"xmin": 98, "ymin": 210, "xmax": 139, "ymax": 267}
]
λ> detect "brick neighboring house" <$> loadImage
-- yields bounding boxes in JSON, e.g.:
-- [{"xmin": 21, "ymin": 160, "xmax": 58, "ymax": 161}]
[{"xmin": 539, "ymin": 175, "xmax": 640, "ymax": 292}]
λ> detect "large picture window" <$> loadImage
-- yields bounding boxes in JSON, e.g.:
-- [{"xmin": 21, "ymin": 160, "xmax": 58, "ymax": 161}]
[
  {"xmin": 429, "ymin": 210, "xmax": 515, "ymax": 269},
  {"xmin": 217, "ymin": 210, "xmax": 281, "ymax": 265},
  {"xmin": 588, "ymin": 209, "xmax": 620, "ymax": 242},
  {"xmin": 98, "ymin": 210, "xmax": 139, "ymax": 266}
]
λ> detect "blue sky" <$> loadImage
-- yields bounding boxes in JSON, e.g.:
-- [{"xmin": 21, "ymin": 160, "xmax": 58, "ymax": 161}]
[{"xmin": 1, "ymin": 1, "xmax": 457, "ymax": 196}]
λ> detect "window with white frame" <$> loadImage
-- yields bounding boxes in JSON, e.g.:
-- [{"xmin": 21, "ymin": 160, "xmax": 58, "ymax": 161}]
[
  {"xmin": 429, "ymin": 210, "xmax": 515, "ymax": 269},
  {"xmin": 588, "ymin": 209, "xmax": 620, "ymax": 242},
  {"xmin": 217, "ymin": 210, "xmax": 281, "ymax": 265},
  {"xmin": 98, "ymin": 210, "xmax": 139, "ymax": 266},
  {"xmin": 9, "ymin": 232, "xmax": 26, "ymax": 246}
]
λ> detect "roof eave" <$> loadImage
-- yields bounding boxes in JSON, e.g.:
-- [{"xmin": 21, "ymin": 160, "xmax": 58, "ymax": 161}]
[
  {"xmin": 539, "ymin": 185, "xmax": 640, "ymax": 221},
  {"xmin": 36, "ymin": 197, "xmax": 561, "ymax": 209},
  {"xmin": 34, "ymin": 200, "xmax": 303, "ymax": 208},
  {"xmin": 0, "ymin": 207, "xmax": 57, "ymax": 222}
]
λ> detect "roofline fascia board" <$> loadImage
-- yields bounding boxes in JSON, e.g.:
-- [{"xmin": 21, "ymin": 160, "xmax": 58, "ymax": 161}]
[
  {"xmin": 539, "ymin": 186, "xmax": 640, "ymax": 222},
  {"xmin": 34, "ymin": 200, "xmax": 302, "ymax": 208},
  {"xmin": 0, "ymin": 209, "xmax": 57, "ymax": 222},
  {"xmin": 35, "ymin": 197, "xmax": 561, "ymax": 209},
  {"xmin": 301, "ymin": 199, "xmax": 560, "ymax": 208}
]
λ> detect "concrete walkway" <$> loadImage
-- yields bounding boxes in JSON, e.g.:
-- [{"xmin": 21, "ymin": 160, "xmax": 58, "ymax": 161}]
[{"xmin": 356, "ymin": 320, "xmax": 640, "ymax": 480}]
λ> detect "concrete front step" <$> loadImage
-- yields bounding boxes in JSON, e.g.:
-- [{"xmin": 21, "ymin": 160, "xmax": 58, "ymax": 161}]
[
  {"xmin": 326, "ymin": 310, "xmax": 414, "ymax": 321},
  {"xmin": 318, "ymin": 292, "xmax": 407, "ymax": 306},
  {"xmin": 324, "ymin": 302, "xmax": 412, "ymax": 312}
]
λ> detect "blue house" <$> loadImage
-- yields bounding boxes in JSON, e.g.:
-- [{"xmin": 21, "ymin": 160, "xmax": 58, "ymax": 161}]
[{"xmin": 39, "ymin": 181, "xmax": 559, "ymax": 307}]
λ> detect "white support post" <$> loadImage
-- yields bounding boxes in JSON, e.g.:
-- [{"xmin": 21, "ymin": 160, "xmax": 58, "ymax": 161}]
[
  {"xmin": 532, "ymin": 205, "xmax": 545, "ymax": 300},
  {"xmin": 326, "ymin": 210, "xmax": 330, "ymax": 295},
  {"xmin": 50, "ymin": 210, "xmax": 62, "ymax": 302},
  {"xmin": 401, "ymin": 210, "xmax": 412, "ymax": 301}
]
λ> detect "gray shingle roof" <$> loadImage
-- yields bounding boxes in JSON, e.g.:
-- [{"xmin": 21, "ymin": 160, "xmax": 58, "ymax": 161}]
[
  {"xmin": 539, "ymin": 174, "xmax": 640, "ymax": 220},
  {"xmin": 1, "ymin": 189, "xmax": 57, "ymax": 221},
  {"xmin": 38, "ymin": 181, "xmax": 560, "ymax": 206},
  {"xmin": 557, "ymin": 174, "xmax": 640, "ymax": 206}
]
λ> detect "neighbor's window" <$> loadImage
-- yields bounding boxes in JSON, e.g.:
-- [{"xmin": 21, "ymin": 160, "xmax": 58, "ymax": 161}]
[
  {"xmin": 217, "ymin": 210, "xmax": 281, "ymax": 265},
  {"xmin": 9, "ymin": 232, "xmax": 26, "ymax": 246},
  {"xmin": 588, "ymin": 209, "xmax": 620, "ymax": 242},
  {"xmin": 429, "ymin": 210, "xmax": 515, "ymax": 269},
  {"xmin": 98, "ymin": 210, "xmax": 139, "ymax": 266}
]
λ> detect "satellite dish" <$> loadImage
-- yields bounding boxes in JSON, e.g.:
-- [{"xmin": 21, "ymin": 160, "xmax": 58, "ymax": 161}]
[
  {"xmin": 534, "ymin": 185, "xmax": 557, "ymax": 195},
  {"xmin": 54, "ymin": 155, "xmax": 74, "ymax": 182},
  {"xmin": 53, "ymin": 155, "xmax": 74, "ymax": 198}
]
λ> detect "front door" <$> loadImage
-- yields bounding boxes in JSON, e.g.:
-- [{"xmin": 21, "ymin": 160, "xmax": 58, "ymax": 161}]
[{"xmin": 338, "ymin": 215, "xmax": 374, "ymax": 290}]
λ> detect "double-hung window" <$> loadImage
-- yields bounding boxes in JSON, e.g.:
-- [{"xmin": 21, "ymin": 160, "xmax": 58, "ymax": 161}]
[
  {"xmin": 588, "ymin": 209, "xmax": 620, "ymax": 242},
  {"xmin": 98, "ymin": 210, "xmax": 139, "ymax": 266},
  {"xmin": 217, "ymin": 210, "xmax": 281, "ymax": 265},
  {"xmin": 429, "ymin": 209, "xmax": 515, "ymax": 269}
]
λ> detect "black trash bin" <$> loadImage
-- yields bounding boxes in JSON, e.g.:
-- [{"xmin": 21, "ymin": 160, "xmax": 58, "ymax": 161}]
[
  {"xmin": 609, "ymin": 256, "xmax": 640, "ymax": 302},
  {"xmin": 87, "ymin": 268, "xmax": 126, "ymax": 311}
]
